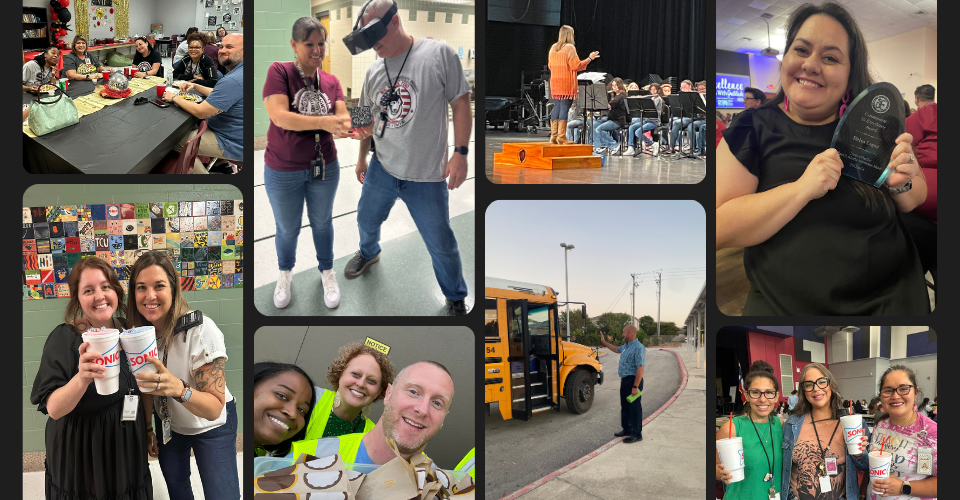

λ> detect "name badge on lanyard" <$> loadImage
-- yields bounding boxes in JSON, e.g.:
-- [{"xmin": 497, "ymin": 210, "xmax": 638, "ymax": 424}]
[
  {"xmin": 162, "ymin": 417, "xmax": 172, "ymax": 444},
  {"xmin": 917, "ymin": 446, "xmax": 933, "ymax": 475},
  {"xmin": 121, "ymin": 391, "xmax": 139, "ymax": 421}
]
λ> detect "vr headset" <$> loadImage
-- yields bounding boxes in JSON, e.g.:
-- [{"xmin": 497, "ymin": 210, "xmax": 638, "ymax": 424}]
[{"xmin": 342, "ymin": 0, "xmax": 398, "ymax": 55}]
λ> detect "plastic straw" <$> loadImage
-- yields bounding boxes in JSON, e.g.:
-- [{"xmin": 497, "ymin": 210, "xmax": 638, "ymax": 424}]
[
  {"xmin": 729, "ymin": 412, "xmax": 733, "ymax": 439},
  {"xmin": 879, "ymin": 438, "xmax": 884, "ymax": 455}
]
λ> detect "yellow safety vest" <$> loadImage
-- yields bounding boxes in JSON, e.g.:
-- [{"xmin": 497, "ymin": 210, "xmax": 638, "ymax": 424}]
[
  {"xmin": 455, "ymin": 447, "xmax": 475, "ymax": 480},
  {"xmin": 304, "ymin": 387, "xmax": 376, "ymax": 440},
  {"xmin": 289, "ymin": 432, "xmax": 367, "ymax": 462}
]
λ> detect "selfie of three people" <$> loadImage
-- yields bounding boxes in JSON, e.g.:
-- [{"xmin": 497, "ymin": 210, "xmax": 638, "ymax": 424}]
[{"xmin": 253, "ymin": 326, "xmax": 476, "ymax": 497}]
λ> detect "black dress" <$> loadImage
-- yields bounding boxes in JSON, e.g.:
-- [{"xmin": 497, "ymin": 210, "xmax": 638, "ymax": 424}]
[
  {"xmin": 30, "ymin": 324, "xmax": 153, "ymax": 500},
  {"xmin": 721, "ymin": 105, "xmax": 929, "ymax": 315}
]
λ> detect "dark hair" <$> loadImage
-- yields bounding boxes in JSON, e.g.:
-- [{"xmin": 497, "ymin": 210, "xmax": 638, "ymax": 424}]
[
  {"xmin": 742, "ymin": 360, "xmax": 779, "ymax": 419},
  {"xmin": 136, "ymin": 37, "xmax": 152, "ymax": 54},
  {"xmin": 126, "ymin": 250, "xmax": 191, "ymax": 345},
  {"xmin": 186, "ymin": 27, "xmax": 199, "ymax": 36},
  {"xmin": 793, "ymin": 362, "xmax": 844, "ymax": 418},
  {"xmin": 64, "ymin": 257, "xmax": 126, "ymax": 331},
  {"xmin": 914, "ymin": 84, "xmax": 935, "ymax": 101},
  {"xmin": 765, "ymin": 1, "xmax": 889, "ymax": 213},
  {"xmin": 254, "ymin": 362, "xmax": 317, "ymax": 456},
  {"xmin": 791, "ymin": 390, "xmax": 798, "ymax": 395},
  {"xmin": 292, "ymin": 16, "xmax": 328, "ymax": 43},
  {"xmin": 326, "ymin": 341, "xmax": 395, "ymax": 403},
  {"xmin": 33, "ymin": 46, "xmax": 58, "ymax": 67},
  {"xmin": 904, "ymin": 99, "xmax": 911, "ymax": 118},
  {"xmin": 186, "ymin": 32, "xmax": 207, "ymax": 47},
  {"xmin": 744, "ymin": 86, "xmax": 767, "ymax": 103},
  {"xmin": 876, "ymin": 364, "xmax": 922, "ymax": 423}
]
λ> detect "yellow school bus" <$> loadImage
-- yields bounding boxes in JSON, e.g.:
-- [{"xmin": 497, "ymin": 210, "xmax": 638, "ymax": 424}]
[{"xmin": 484, "ymin": 277, "xmax": 604, "ymax": 420}]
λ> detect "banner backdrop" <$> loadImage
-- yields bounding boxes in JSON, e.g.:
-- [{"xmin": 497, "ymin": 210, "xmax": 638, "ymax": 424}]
[{"xmin": 717, "ymin": 73, "xmax": 751, "ymax": 108}]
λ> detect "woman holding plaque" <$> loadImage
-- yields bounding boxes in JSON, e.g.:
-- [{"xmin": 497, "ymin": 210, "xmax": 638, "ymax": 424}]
[
  {"xmin": 126, "ymin": 251, "xmax": 240, "ymax": 500},
  {"xmin": 716, "ymin": 1, "xmax": 928, "ymax": 316},
  {"xmin": 30, "ymin": 257, "xmax": 153, "ymax": 500},
  {"xmin": 866, "ymin": 365, "xmax": 937, "ymax": 499},
  {"xmin": 547, "ymin": 25, "xmax": 598, "ymax": 144},
  {"xmin": 262, "ymin": 17, "xmax": 353, "ymax": 311}
]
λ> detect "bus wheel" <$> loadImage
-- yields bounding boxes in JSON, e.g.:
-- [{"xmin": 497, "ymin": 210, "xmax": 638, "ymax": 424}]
[{"xmin": 564, "ymin": 370, "xmax": 594, "ymax": 414}]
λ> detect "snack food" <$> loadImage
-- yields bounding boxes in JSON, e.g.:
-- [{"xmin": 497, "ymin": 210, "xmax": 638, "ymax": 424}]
[
  {"xmin": 179, "ymin": 93, "xmax": 201, "ymax": 102},
  {"xmin": 40, "ymin": 84, "xmax": 57, "ymax": 92}
]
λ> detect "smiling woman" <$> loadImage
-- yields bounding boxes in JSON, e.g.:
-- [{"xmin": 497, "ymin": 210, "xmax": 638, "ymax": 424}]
[{"xmin": 253, "ymin": 362, "xmax": 317, "ymax": 457}]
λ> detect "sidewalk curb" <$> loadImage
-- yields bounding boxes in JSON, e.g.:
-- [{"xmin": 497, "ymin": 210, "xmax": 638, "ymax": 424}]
[{"xmin": 498, "ymin": 346, "xmax": 691, "ymax": 500}]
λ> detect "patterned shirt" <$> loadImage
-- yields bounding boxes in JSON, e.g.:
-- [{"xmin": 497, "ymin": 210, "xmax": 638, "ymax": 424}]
[
  {"xmin": 616, "ymin": 339, "xmax": 645, "ymax": 378},
  {"xmin": 321, "ymin": 410, "xmax": 369, "ymax": 438},
  {"xmin": 867, "ymin": 413, "xmax": 937, "ymax": 500}
]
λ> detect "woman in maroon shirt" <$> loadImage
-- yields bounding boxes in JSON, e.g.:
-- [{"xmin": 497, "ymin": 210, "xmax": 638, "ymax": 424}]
[{"xmin": 262, "ymin": 17, "xmax": 352, "ymax": 311}]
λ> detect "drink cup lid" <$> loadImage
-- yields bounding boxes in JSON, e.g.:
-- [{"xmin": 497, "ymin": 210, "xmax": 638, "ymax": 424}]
[
  {"xmin": 123, "ymin": 326, "xmax": 155, "ymax": 335},
  {"xmin": 870, "ymin": 450, "xmax": 891, "ymax": 457}
]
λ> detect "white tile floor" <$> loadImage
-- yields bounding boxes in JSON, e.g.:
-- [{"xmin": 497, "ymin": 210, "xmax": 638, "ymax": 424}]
[
  {"xmin": 253, "ymin": 122, "xmax": 476, "ymax": 289},
  {"xmin": 22, "ymin": 453, "xmax": 244, "ymax": 499}
]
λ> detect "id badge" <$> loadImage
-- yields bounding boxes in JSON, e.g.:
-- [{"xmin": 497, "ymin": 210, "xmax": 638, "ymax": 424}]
[
  {"xmin": 770, "ymin": 493, "xmax": 780, "ymax": 500},
  {"xmin": 310, "ymin": 157, "xmax": 325, "ymax": 181},
  {"xmin": 121, "ymin": 395, "xmax": 139, "ymax": 421},
  {"xmin": 376, "ymin": 113, "xmax": 387, "ymax": 137},
  {"xmin": 162, "ymin": 417, "xmax": 172, "ymax": 445},
  {"xmin": 825, "ymin": 456, "xmax": 839, "ymax": 476},
  {"xmin": 917, "ymin": 446, "xmax": 933, "ymax": 475},
  {"xmin": 818, "ymin": 475, "xmax": 832, "ymax": 493}
]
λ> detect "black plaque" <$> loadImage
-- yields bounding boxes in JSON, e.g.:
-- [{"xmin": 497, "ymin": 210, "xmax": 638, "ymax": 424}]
[
  {"xmin": 349, "ymin": 106, "xmax": 373, "ymax": 129},
  {"xmin": 830, "ymin": 82, "xmax": 904, "ymax": 187}
]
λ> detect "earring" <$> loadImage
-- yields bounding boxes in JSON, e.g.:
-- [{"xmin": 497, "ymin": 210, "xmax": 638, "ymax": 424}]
[
  {"xmin": 784, "ymin": 94, "xmax": 790, "ymax": 111},
  {"xmin": 332, "ymin": 390, "xmax": 342, "ymax": 409},
  {"xmin": 361, "ymin": 404, "xmax": 371, "ymax": 420},
  {"xmin": 839, "ymin": 90, "xmax": 850, "ymax": 118}
]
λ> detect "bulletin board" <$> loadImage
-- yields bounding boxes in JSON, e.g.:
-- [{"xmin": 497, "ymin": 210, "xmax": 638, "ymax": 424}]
[
  {"xmin": 204, "ymin": 0, "xmax": 243, "ymax": 33},
  {"xmin": 22, "ymin": 200, "xmax": 244, "ymax": 300}
]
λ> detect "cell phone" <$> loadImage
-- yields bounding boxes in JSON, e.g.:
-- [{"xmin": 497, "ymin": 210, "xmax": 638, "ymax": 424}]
[{"xmin": 152, "ymin": 99, "xmax": 171, "ymax": 108}]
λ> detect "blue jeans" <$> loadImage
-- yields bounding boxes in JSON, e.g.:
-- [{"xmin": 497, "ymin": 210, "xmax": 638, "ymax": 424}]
[
  {"xmin": 357, "ymin": 157, "xmax": 467, "ymax": 301},
  {"xmin": 593, "ymin": 120, "xmax": 620, "ymax": 149},
  {"xmin": 693, "ymin": 119, "xmax": 706, "ymax": 153},
  {"xmin": 669, "ymin": 117, "xmax": 693, "ymax": 149},
  {"xmin": 264, "ymin": 160, "xmax": 340, "ymax": 272},
  {"xmin": 567, "ymin": 119, "xmax": 582, "ymax": 142},
  {"xmin": 550, "ymin": 99, "xmax": 572, "ymax": 121},
  {"xmin": 626, "ymin": 118, "xmax": 642, "ymax": 147},
  {"xmin": 631, "ymin": 120, "xmax": 658, "ymax": 146},
  {"xmin": 620, "ymin": 376, "xmax": 643, "ymax": 438},
  {"xmin": 155, "ymin": 399, "xmax": 240, "ymax": 500}
]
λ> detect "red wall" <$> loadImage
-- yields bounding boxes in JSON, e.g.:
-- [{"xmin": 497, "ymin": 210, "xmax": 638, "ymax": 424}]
[{"xmin": 747, "ymin": 331, "xmax": 829, "ymax": 403}]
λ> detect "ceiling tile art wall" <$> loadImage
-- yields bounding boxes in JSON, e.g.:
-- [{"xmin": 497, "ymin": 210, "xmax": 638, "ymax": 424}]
[{"xmin": 21, "ymin": 199, "xmax": 243, "ymax": 300}]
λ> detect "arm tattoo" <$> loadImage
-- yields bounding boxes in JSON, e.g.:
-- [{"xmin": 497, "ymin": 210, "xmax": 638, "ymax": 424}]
[{"xmin": 194, "ymin": 357, "xmax": 226, "ymax": 395}]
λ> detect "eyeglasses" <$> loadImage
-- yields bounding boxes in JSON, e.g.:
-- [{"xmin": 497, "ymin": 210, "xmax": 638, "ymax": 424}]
[
  {"xmin": 801, "ymin": 377, "xmax": 830, "ymax": 392},
  {"xmin": 747, "ymin": 389, "xmax": 777, "ymax": 400},
  {"xmin": 880, "ymin": 384, "xmax": 914, "ymax": 398}
]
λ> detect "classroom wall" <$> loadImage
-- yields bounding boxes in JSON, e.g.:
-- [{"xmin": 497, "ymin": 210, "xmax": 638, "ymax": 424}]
[
  {"xmin": 22, "ymin": 184, "xmax": 245, "ymax": 454},
  {"xmin": 867, "ymin": 27, "xmax": 937, "ymax": 103},
  {"xmin": 253, "ymin": 0, "xmax": 311, "ymax": 138},
  {"xmin": 155, "ymin": 0, "xmax": 198, "ymax": 36}
]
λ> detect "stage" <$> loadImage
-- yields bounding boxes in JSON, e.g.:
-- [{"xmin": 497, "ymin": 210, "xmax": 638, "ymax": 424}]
[{"xmin": 484, "ymin": 129, "xmax": 707, "ymax": 184}]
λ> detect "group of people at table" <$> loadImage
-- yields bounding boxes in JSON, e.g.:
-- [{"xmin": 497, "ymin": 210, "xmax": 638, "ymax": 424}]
[{"xmin": 22, "ymin": 30, "xmax": 244, "ymax": 173}]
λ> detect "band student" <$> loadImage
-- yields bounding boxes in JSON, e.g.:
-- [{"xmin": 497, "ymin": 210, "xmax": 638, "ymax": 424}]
[{"xmin": 347, "ymin": 0, "xmax": 473, "ymax": 316}]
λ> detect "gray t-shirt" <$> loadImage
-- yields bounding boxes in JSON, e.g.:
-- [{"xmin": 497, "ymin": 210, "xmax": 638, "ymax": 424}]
[
  {"xmin": 22, "ymin": 60, "xmax": 53, "ymax": 87},
  {"xmin": 173, "ymin": 40, "xmax": 189, "ymax": 65},
  {"xmin": 360, "ymin": 38, "xmax": 471, "ymax": 182},
  {"xmin": 62, "ymin": 52, "xmax": 100, "ymax": 76}
]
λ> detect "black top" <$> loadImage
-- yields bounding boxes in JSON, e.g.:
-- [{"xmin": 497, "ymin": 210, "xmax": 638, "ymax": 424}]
[
  {"xmin": 30, "ymin": 324, "xmax": 153, "ymax": 500},
  {"xmin": 606, "ymin": 93, "xmax": 628, "ymax": 127},
  {"xmin": 721, "ymin": 105, "xmax": 928, "ymax": 315},
  {"xmin": 172, "ymin": 53, "xmax": 220, "ymax": 87},
  {"xmin": 133, "ymin": 49, "xmax": 164, "ymax": 78}
]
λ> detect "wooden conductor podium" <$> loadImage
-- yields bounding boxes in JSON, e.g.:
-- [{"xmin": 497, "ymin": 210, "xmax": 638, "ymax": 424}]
[{"xmin": 492, "ymin": 142, "xmax": 602, "ymax": 170}]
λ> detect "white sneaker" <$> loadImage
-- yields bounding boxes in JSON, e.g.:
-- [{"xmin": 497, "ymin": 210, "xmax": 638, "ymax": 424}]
[
  {"xmin": 624, "ymin": 146, "xmax": 635, "ymax": 156},
  {"xmin": 320, "ymin": 269, "xmax": 340, "ymax": 308},
  {"xmin": 274, "ymin": 270, "xmax": 292, "ymax": 309},
  {"xmin": 652, "ymin": 142, "xmax": 660, "ymax": 156}
]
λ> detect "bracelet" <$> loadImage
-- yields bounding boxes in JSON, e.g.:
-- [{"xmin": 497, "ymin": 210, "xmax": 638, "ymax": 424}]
[{"xmin": 887, "ymin": 179, "xmax": 913, "ymax": 194}]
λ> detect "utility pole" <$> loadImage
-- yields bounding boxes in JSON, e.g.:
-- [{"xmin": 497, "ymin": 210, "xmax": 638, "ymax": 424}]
[
  {"xmin": 560, "ymin": 243, "xmax": 574, "ymax": 342},
  {"xmin": 655, "ymin": 269, "xmax": 662, "ymax": 336},
  {"xmin": 630, "ymin": 273, "xmax": 638, "ymax": 328}
]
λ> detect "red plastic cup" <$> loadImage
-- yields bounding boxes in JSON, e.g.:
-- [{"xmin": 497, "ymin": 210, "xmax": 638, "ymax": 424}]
[
  {"xmin": 102, "ymin": 70, "xmax": 110, "ymax": 81},
  {"xmin": 123, "ymin": 67, "xmax": 129, "ymax": 77},
  {"xmin": 156, "ymin": 84, "xmax": 166, "ymax": 98},
  {"xmin": 132, "ymin": 66, "xmax": 139, "ymax": 77}
]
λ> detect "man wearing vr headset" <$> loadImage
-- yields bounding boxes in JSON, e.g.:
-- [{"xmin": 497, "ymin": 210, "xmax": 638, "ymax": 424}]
[{"xmin": 347, "ymin": 0, "xmax": 473, "ymax": 316}]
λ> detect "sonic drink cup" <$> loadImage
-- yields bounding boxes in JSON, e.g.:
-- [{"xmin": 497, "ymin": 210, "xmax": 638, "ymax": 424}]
[
  {"xmin": 119, "ymin": 327, "xmax": 159, "ymax": 392},
  {"xmin": 716, "ymin": 437, "xmax": 745, "ymax": 482},
  {"xmin": 840, "ymin": 413, "xmax": 864, "ymax": 454},
  {"xmin": 81, "ymin": 328, "xmax": 122, "ymax": 395},
  {"xmin": 869, "ymin": 451, "xmax": 892, "ymax": 481}
]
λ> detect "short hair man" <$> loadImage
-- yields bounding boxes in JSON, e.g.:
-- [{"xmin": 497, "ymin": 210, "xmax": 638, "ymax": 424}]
[
  {"xmin": 743, "ymin": 87, "xmax": 766, "ymax": 109},
  {"xmin": 349, "ymin": 0, "xmax": 473, "ymax": 316},
  {"xmin": 162, "ymin": 33, "xmax": 244, "ymax": 173},
  {"xmin": 599, "ymin": 325, "xmax": 645, "ymax": 443},
  {"xmin": 907, "ymin": 84, "xmax": 936, "ymax": 171},
  {"xmin": 680, "ymin": 79, "xmax": 693, "ymax": 92},
  {"xmin": 788, "ymin": 390, "xmax": 799, "ymax": 411}
]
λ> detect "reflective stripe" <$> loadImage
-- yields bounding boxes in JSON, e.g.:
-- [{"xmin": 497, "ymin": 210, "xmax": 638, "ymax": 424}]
[
  {"xmin": 455, "ymin": 447, "xmax": 475, "ymax": 480},
  {"xmin": 288, "ymin": 433, "xmax": 365, "ymax": 463},
  {"xmin": 304, "ymin": 387, "xmax": 376, "ymax": 440}
]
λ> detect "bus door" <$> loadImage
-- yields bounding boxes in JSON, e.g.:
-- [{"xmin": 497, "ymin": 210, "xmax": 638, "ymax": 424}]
[{"xmin": 507, "ymin": 299, "xmax": 559, "ymax": 420}]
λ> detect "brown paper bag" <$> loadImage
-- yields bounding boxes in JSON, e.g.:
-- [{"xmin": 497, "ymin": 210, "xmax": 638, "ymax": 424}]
[{"xmin": 356, "ymin": 438, "xmax": 420, "ymax": 500}]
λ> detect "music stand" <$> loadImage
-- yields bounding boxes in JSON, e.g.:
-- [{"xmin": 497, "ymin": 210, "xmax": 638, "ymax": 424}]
[
  {"xmin": 575, "ymin": 82, "xmax": 608, "ymax": 144},
  {"xmin": 679, "ymin": 91, "xmax": 706, "ymax": 158},
  {"xmin": 665, "ymin": 93, "xmax": 694, "ymax": 159},
  {"xmin": 626, "ymin": 97, "xmax": 661, "ymax": 157}
]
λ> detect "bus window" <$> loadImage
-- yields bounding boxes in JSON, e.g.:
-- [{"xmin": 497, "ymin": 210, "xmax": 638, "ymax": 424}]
[
  {"xmin": 528, "ymin": 305, "xmax": 550, "ymax": 336},
  {"xmin": 485, "ymin": 298, "xmax": 498, "ymax": 337}
]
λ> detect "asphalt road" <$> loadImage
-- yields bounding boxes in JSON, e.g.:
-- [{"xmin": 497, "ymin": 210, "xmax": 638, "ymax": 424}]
[{"xmin": 483, "ymin": 347, "xmax": 682, "ymax": 499}]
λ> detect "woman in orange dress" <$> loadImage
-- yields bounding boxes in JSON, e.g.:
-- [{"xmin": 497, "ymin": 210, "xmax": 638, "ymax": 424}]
[{"xmin": 547, "ymin": 25, "xmax": 598, "ymax": 144}]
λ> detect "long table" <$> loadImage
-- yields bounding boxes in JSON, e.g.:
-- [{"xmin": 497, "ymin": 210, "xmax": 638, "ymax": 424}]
[{"xmin": 23, "ymin": 79, "xmax": 199, "ymax": 174}]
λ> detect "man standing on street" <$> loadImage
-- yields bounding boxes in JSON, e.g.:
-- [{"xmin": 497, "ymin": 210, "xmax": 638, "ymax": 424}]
[
  {"xmin": 600, "ymin": 325, "xmax": 645, "ymax": 443},
  {"xmin": 788, "ymin": 390, "xmax": 799, "ymax": 411}
]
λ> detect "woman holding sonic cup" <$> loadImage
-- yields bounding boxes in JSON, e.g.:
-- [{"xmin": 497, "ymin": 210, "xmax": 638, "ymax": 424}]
[
  {"xmin": 715, "ymin": 360, "xmax": 785, "ymax": 499},
  {"xmin": 30, "ymin": 257, "xmax": 153, "ymax": 500},
  {"xmin": 865, "ymin": 365, "xmax": 937, "ymax": 499},
  {"xmin": 127, "ymin": 251, "xmax": 239, "ymax": 500}
]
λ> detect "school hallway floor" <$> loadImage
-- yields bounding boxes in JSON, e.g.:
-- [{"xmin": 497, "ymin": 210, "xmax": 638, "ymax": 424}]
[
  {"xmin": 253, "ymin": 121, "xmax": 476, "ymax": 316},
  {"xmin": 23, "ymin": 453, "xmax": 244, "ymax": 499}
]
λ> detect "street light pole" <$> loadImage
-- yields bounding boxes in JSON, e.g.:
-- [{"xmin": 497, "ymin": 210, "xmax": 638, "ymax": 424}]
[{"xmin": 560, "ymin": 243, "xmax": 574, "ymax": 342}]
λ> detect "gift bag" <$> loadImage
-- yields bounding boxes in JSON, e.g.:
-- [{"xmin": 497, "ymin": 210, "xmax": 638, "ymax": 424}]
[
  {"xmin": 28, "ymin": 91, "xmax": 79, "ymax": 136},
  {"xmin": 356, "ymin": 439, "xmax": 420, "ymax": 500},
  {"xmin": 255, "ymin": 453, "xmax": 351, "ymax": 498}
]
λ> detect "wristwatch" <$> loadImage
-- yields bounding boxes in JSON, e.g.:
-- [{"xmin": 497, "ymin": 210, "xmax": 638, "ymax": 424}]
[
  {"xmin": 454, "ymin": 146, "xmax": 469, "ymax": 155},
  {"xmin": 173, "ymin": 379, "xmax": 192, "ymax": 403},
  {"xmin": 633, "ymin": 385, "xmax": 638, "ymax": 389},
  {"xmin": 900, "ymin": 481, "xmax": 911, "ymax": 495}
]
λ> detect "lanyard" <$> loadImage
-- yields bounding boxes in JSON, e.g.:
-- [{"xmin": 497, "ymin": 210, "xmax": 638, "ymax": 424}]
[
  {"xmin": 294, "ymin": 60, "xmax": 324, "ymax": 159},
  {"xmin": 749, "ymin": 416, "xmax": 776, "ymax": 482},
  {"xmin": 160, "ymin": 339, "xmax": 171, "ymax": 422},
  {"xmin": 810, "ymin": 416, "xmax": 840, "ymax": 475},
  {"xmin": 377, "ymin": 36, "xmax": 413, "ymax": 137}
]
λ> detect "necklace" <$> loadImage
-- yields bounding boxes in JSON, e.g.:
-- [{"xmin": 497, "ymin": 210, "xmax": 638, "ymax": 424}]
[{"xmin": 891, "ymin": 410, "xmax": 918, "ymax": 427}]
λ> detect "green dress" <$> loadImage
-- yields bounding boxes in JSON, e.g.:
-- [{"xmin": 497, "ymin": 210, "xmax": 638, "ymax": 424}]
[{"xmin": 724, "ymin": 414, "xmax": 783, "ymax": 500}]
